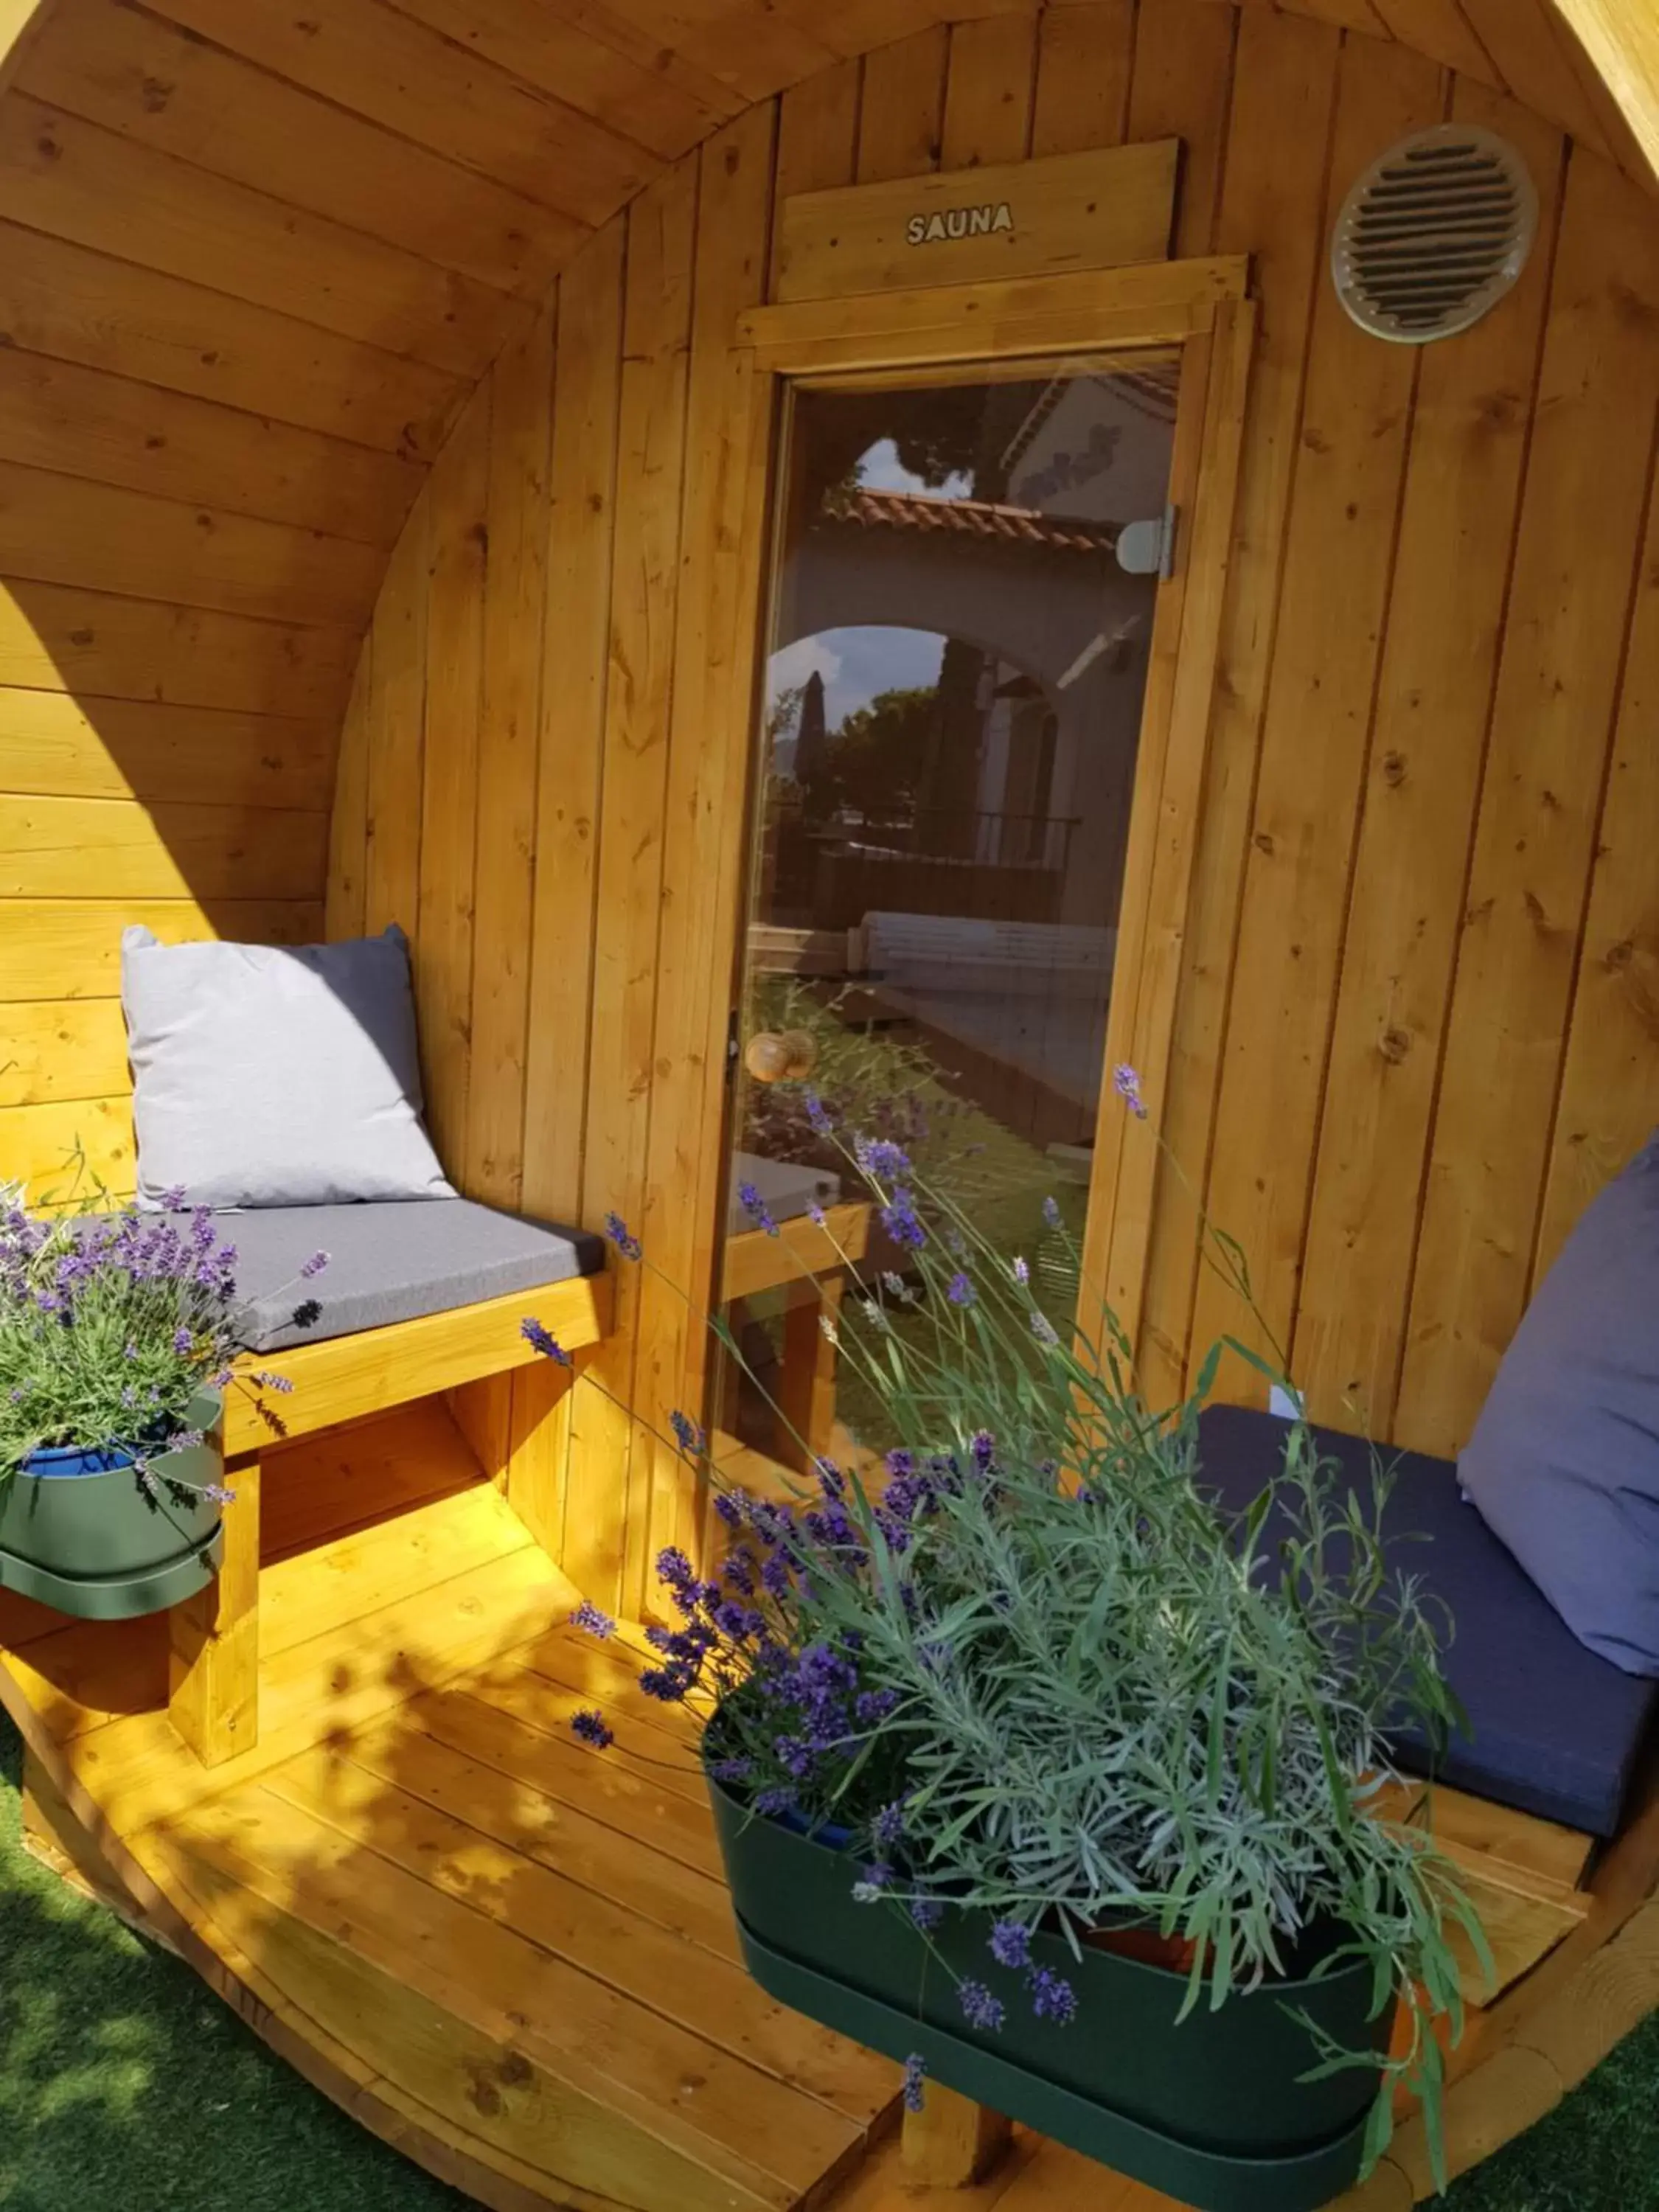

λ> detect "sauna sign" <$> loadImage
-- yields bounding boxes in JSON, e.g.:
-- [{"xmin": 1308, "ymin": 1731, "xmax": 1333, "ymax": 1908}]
[
  {"xmin": 773, "ymin": 140, "xmax": 1178, "ymax": 305},
  {"xmin": 905, "ymin": 200, "xmax": 1015, "ymax": 248}
]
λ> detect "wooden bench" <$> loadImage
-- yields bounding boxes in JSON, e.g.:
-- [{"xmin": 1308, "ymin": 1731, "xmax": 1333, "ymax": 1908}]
[{"xmin": 167, "ymin": 1268, "xmax": 611, "ymax": 1768}]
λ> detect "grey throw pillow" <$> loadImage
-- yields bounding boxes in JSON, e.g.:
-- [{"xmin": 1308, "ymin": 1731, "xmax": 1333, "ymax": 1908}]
[
  {"xmin": 1459, "ymin": 1133, "xmax": 1659, "ymax": 1677},
  {"xmin": 122, "ymin": 925, "xmax": 456, "ymax": 1209}
]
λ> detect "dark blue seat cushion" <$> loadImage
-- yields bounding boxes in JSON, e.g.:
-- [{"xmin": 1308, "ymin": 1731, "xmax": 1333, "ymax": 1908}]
[
  {"xmin": 1197, "ymin": 1405, "xmax": 1659, "ymax": 1838},
  {"xmin": 182, "ymin": 1198, "xmax": 605, "ymax": 1352}
]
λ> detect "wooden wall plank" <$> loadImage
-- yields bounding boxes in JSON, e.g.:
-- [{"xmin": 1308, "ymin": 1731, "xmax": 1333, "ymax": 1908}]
[
  {"xmin": 0, "ymin": 898, "xmax": 324, "ymax": 1000},
  {"xmin": 769, "ymin": 59, "xmax": 860, "ymax": 292},
  {"xmin": 0, "ymin": 462, "xmax": 381, "ymax": 632},
  {"xmin": 362, "ymin": 496, "xmax": 431, "ymax": 938},
  {"xmin": 0, "ymin": 995, "xmax": 126, "ymax": 1106},
  {"xmin": 1135, "ymin": 7, "xmax": 1343, "ymax": 1403},
  {"xmin": 389, "ymin": 0, "xmax": 723, "ymax": 161},
  {"xmin": 0, "ymin": 220, "xmax": 465, "ymax": 462},
  {"xmin": 0, "ymin": 348, "xmax": 420, "ymax": 546},
  {"xmin": 0, "ymin": 1091, "xmax": 134, "ymax": 1197},
  {"xmin": 1187, "ymin": 33, "xmax": 1447, "ymax": 1394},
  {"xmin": 325, "ymin": 642, "xmax": 372, "ymax": 942},
  {"xmin": 0, "ymin": 580, "xmax": 356, "ymax": 720},
  {"xmin": 417, "ymin": 386, "xmax": 490, "ymax": 1176},
  {"xmin": 1399, "ymin": 147, "xmax": 1659, "ymax": 1452},
  {"xmin": 0, "ymin": 97, "xmax": 521, "ymax": 381},
  {"xmin": 637, "ymin": 98, "xmax": 784, "ymax": 1601},
  {"xmin": 139, "ymin": 0, "xmax": 661, "ymax": 226},
  {"xmin": 568, "ymin": 158, "xmax": 698, "ymax": 1615},
  {"xmin": 1031, "ymin": 2, "xmax": 1135, "ymax": 157},
  {"xmin": 1458, "ymin": 0, "xmax": 1613, "ymax": 156},
  {"xmin": 1127, "ymin": 0, "xmax": 1239, "ymax": 257},
  {"xmin": 941, "ymin": 15, "xmax": 1038, "ymax": 170},
  {"xmin": 0, "ymin": 684, "xmax": 333, "ymax": 809},
  {"xmin": 1535, "ymin": 435, "xmax": 1659, "ymax": 1276},
  {"xmin": 1369, "ymin": 0, "xmax": 1501, "ymax": 83},
  {"xmin": 855, "ymin": 27, "xmax": 948, "ymax": 184},
  {"xmin": 20, "ymin": 0, "xmax": 580, "ymax": 295},
  {"xmin": 0, "ymin": 793, "xmax": 328, "ymax": 900},
  {"xmin": 1293, "ymin": 85, "xmax": 1564, "ymax": 1435},
  {"xmin": 521, "ymin": 225, "xmax": 625, "ymax": 1228},
  {"xmin": 468, "ymin": 300, "xmax": 555, "ymax": 1205}
]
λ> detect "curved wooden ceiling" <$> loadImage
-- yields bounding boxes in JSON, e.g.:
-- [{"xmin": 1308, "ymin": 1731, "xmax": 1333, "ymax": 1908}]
[{"xmin": 0, "ymin": 0, "xmax": 1651, "ymax": 710}]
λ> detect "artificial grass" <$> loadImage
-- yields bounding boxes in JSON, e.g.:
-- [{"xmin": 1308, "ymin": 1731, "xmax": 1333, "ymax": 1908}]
[{"xmin": 2, "ymin": 1704, "xmax": 1658, "ymax": 2210}]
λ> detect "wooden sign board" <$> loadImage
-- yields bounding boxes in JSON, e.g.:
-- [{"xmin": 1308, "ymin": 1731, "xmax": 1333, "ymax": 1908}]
[{"xmin": 773, "ymin": 141, "xmax": 1180, "ymax": 306}]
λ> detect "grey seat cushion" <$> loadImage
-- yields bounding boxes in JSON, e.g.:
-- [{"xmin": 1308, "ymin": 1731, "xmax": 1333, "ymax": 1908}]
[
  {"xmin": 1460, "ymin": 1133, "xmax": 1659, "ymax": 1677},
  {"xmin": 192, "ymin": 1200, "xmax": 605, "ymax": 1352},
  {"xmin": 122, "ymin": 924, "xmax": 455, "ymax": 1209}
]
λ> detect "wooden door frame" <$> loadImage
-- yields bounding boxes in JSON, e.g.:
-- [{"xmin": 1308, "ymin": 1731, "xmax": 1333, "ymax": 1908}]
[{"xmin": 642, "ymin": 253, "xmax": 1256, "ymax": 1580}]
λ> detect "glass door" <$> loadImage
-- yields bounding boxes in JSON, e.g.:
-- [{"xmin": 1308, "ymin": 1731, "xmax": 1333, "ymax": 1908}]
[{"xmin": 709, "ymin": 354, "xmax": 1180, "ymax": 1486}]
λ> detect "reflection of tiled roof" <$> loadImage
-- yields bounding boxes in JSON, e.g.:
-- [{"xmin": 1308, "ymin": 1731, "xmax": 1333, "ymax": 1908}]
[{"xmin": 819, "ymin": 487, "xmax": 1120, "ymax": 554}]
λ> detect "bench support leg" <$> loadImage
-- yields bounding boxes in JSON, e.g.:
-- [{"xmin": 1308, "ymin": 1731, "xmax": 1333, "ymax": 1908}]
[
  {"xmin": 902, "ymin": 2087, "xmax": 1012, "ymax": 2188},
  {"xmin": 169, "ymin": 1453, "xmax": 260, "ymax": 1767}
]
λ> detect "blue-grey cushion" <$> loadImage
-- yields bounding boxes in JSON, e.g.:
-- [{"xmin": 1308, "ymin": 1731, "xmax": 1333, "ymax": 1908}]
[
  {"xmin": 1459, "ymin": 1135, "xmax": 1659, "ymax": 1678},
  {"xmin": 181, "ymin": 1199, "xmax": 605, "ymax": 1352},
  {"xmin": 122, "ymin": 925, "xmax": 455, "ymax": 1209},
  {"xmin": 1197, "ymin": 1405, "xmax": 1658, "ymax": 1837}
]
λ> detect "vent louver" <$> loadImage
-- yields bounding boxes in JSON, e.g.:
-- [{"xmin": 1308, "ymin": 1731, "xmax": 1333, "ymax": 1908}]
[{"xmin": 1332, "ymin": 125, "xmax": 1537, "ymax": 344}]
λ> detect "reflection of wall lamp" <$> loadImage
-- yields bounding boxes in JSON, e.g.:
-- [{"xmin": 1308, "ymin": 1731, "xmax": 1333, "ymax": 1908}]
[{"xmin": 1116, "ymin": 503, "xmax": 1178, "ymax": 580}]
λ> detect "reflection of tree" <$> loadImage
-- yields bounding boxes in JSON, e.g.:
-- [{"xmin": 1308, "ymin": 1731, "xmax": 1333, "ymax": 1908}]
[
  {"xmin": 799, "ymin": 380, "xmax": 1040, "ymax": 514},
  {"xmin": 813, "ymin": 684, "xmax": 937, "ymax": 821}
]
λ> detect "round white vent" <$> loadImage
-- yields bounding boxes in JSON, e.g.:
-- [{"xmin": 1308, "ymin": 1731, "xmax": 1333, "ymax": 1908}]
[{"xmin": 1332, "ymin": 125, "xmax": 1537, "ymax": 344}]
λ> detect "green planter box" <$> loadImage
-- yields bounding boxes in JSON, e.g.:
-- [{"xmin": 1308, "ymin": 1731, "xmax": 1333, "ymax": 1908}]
[
  {"xmin": 707, "ymin": 1767, "xmax": 1394, "ymax": 2212},
  {"xmin": 0, "ymin": 1389, "xmax": 225, "ymax": 1621}
]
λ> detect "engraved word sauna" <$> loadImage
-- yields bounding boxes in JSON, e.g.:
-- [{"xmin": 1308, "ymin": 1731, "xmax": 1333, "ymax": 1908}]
[{"xmin": 773, "ymin": 141, "xmax": 1180, "ymax": 303}]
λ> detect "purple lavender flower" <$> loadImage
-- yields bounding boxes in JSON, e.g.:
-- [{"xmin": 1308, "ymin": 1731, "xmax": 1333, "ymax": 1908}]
[
  {"xmin": 852, "ymin": 1863, "xmax": 894, "ymax": 1902},
  {"xmin": 570, "ymin": 1708, "xmax": 613, "ymax": 1749},
  {"xmin": 1028, "ymin": 1966, "xmax": 1077, "ymax": 2024},
  {"xmin": 1042, "ymin": 1194, "xmax": 1062, "ymax": 1230},
  {"xmin": 656, "ymin": 1545, "xmax": 695, "ymax": 1593},
  {"xmin": 804, "ymin": 1091, "xmax": 834, "ymax": 1136},
  {"xmin": 605, "ymin": 1211, "xmax": 643, "ymax": 1262},
  {"xmin": 521, "ymin": 1318, "xmax": 571, "ymax": 1366},
  {"xmin": 902, "ymin": 2053, "xmax": 927, "ymax": 2114},
  {"xmin": 856, "ymin": 1688, "xmax": 900, "ymax": 1727},
  {"xmin": 754, "ymin": 1784, "xmax": 798, "ymax": 1819},
  {"xmin": 1030, "ymin": 1310, "xmax": 1060, "ymax": 1347},
  {"xmin": 160, "ymin": 1184, "xmax": 188, "ymax": 1209},
  {"xmin": 959, "ymin": 1980, "xmax": 1006, "ymax": 2034},
  {"xmin": 807, "ymin": 1200, "xmax": 827, "ymax": 1228},
  {"xmin": 1113, "ymin": 1062, "xmax": 1149, "ymax": 1120},
  {"xmin": 1012, "ymin": 1255, "xmax": 1030, "ymax": 1286},
  {"xmin": 708, "ymin": 1756, "xmax": 753, "ymax": 1785},
  {"xmin": 172, "ymin": 1326, "xmax": 193, "ymax": 1355},
  {"xmin": 300, "ymin": 1249, "xmax": 330, "ymax": 1280},
  {"xmin": 713, "ymin": 1491, "xmax": 745, "ymax": 1529},
  {"xmin": 669, "ymin": 1409, "xmax": 706, "ymax": 1456},
  {"xmin": 880, "ymin": 1192, "xmax": 926, "ymax": 1251},
  {"xmin": 911, "ymin": 1896, "xmax": 945, "ymax": 1933},
  {"xmin": 989, "ymin": 1919, "xmax": 1032, "ymax": 1971},
  {"xmin": 737, "ymin": 1181, "xmax": 779, "ymax": 1237},
  {"xmin": 857, "ymin": 1137, "xmax": 911, "ymax": 1180},
  {"xmin": 123, "ymin": 1340, "xmax": 140, "ymax": 1362},
  {"xmin": 970, "ymin": 1430, "xmax": 995, "ymax": 1474},
  {"xmin": 570, "ymin": 1599, "xmax": 616, "ymax": 1640},
  {"xmin": 946, "ymin": 1271, "xmax": 975, "ymax": 1307},
  {"xmin": 873, "ymin": 1798, "xmax": 908, "ymax": 1851}
]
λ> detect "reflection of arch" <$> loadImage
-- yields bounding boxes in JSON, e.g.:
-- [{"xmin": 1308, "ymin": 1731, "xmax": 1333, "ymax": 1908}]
[{"xmin": 774, "ymin": 515, "xmax": 1158, "ymax": 930}]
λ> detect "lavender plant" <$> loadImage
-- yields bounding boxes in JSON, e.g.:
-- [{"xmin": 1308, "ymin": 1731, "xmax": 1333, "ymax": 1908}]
[
  {"xmin": 523, "ymin": 1079, "xmax": 1489, "ymax": 2185},
  {"xmin": 0, "ymin": 1189, "xmax": 327, "ymax": 1495}
]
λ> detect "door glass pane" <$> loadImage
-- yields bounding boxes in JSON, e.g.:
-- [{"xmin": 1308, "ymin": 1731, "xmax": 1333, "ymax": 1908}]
[{"xmin": 712, "ymin": 358, "xmax": 1178, "ymax": 1481}]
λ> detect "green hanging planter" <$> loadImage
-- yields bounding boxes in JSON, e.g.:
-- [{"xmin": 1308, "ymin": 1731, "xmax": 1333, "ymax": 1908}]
[
  {"xmin": 707, "ymin": 1764, "xmax": 1396, "ymax": 2212},
  {"xmin": 0, "ymin": 1388, "xmax": 226, "ymax": 1621}
]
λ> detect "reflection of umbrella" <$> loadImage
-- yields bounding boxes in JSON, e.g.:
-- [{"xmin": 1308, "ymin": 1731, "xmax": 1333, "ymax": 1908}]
[{"xmin": 795, "ymin": 669, "xmax": 828, "ymax": 785}]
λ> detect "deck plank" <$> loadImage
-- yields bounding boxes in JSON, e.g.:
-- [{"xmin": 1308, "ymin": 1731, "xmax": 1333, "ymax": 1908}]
[{"xmin": 265, "ymin": 1736, "xmax": 897, "ymax": 2122}]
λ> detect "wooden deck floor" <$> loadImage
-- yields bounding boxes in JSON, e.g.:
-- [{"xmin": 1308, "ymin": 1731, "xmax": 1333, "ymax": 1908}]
[{"xmin": 4, "ymin": 1399, "xmax": 1658, "ymax": 2212}]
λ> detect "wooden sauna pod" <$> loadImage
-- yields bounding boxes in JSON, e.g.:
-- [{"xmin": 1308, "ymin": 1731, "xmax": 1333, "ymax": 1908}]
[{"xmin": 3, "ymin": 3, "xmax": 1659, "ymax": 2208}]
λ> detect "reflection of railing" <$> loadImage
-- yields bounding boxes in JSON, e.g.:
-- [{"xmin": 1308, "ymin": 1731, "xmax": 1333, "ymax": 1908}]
[{"xmin": 838, "ymin": 808, "xmax": 1081, "ymax": 872}]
